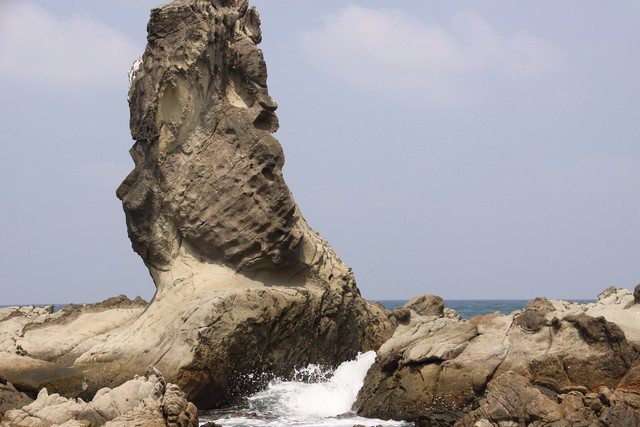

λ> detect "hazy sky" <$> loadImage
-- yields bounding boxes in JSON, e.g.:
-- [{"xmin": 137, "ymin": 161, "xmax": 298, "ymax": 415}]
[{"xmin": 1, "ymin": 0, "xmax": 638, "ymax": 303}]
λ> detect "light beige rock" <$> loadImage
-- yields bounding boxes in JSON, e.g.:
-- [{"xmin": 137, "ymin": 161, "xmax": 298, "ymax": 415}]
[
  {"xmin": 1, "ymin": 387, "xmax": 106, "ymax": 427},
  {"xmin": 0, "ymin": 296, "xmax": 147, "ymax": 397},
  {"xmin": 0, "ymin": 369, "xmax": 196, "ymax": 427},
  {"xmin": 0, "ymin": 352, "xmax": 85, "ymax": 396}
]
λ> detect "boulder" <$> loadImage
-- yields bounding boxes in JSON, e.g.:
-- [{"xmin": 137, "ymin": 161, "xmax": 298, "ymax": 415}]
[
  {"xmin": 0, "ymin": 369, "xmax": 197, "ymax": 427},
  {"xmin": 0, "ymin": 0, "xmax": 392, "ymax": 408},
  {"xmin": 355, "ymin": 289, "xmax": 640, "ymax": 425}
]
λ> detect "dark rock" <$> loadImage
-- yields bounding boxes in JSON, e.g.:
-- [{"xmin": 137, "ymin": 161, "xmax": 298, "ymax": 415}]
[
  {"xmin": 391, "ymin": 307, "xmax": 411, "ymax": 324},
  {"xmin": 0, "ymin": 382, "xmax": 32, "ymax": 419}
]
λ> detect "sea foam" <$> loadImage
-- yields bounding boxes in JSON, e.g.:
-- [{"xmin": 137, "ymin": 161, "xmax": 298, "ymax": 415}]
[{"xmin": 200, "ymin": 351, "xmax": 409, "ymax": 426}]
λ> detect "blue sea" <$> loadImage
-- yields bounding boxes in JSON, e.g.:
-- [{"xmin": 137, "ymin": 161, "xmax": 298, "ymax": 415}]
[
  {"xmin": 378, "ymin": 299, "xmax": 594, "ymax": 319},
  {"xmin": 379, "ymin": 299, "xmax": 529, "ymax": 319},
  {"xmin": 2, "ymin": 299, "xmax": 594, "ymax": 319}
]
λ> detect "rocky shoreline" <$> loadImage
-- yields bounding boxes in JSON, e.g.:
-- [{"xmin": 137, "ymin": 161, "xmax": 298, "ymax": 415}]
[
  {"xmin": 3, "ymin": 288, "xmax": 640, "ymax": 425},
  {"xmin": 355, "ymin": 287, "xmax": 640, "ymax": 426},
  {"xmin": 1, "ymin": 367, "xmax": 197, "ymax": 426},
  {"xmin": 1, "ymin": 0, "xmax": 638, "ymax": 426}
]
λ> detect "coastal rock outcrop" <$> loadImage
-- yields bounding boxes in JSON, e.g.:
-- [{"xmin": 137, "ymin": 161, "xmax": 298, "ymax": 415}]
[
  {"xmin": 1, "ymin": 368, "xmax": 197, "ymax": 426},
  {"xmin": 0, "ymin": 0, "xmax": 392, "ymax": 409},
  {"xmin": 355, "ymin": 288, "xmax": 640, "ymax": 425}
]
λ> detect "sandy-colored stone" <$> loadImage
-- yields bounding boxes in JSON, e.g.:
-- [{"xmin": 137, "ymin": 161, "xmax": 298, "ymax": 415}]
[
  {"xmin": 1, "ymin": 369, "xmax": 196, "ymax": 427},
  {"xmin": 0, "ymin": 296, "xmax": 147, "ymax": 397},
  {"xmin": 356, "ymin": 288, "xmax": 640, "ymax": 425},
  {"xmin": 0, "ymin": 353, "xmax": 85, "ymax": 396}
]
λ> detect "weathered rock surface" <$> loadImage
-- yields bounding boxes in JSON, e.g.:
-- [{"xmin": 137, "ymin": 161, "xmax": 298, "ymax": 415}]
[
  {"xmin": 1, "ymin": 368, "xmax": 197, "ymax": 426},
  {"xmin": 0, "ymin": 297, "xmax": 147, "ymax": 397},
  {"xmin": 355, "ymin": 288, "xmax": 640, "ymax": 425},
  {"xmin": 457, "ymin": 371, "xmax": 640, "ymax": 426},
  {"xmin": 0, "ymin": 382, "xmax": 32, "ymax": 419},
  {"xmin": 0, "ymin": 0, "xmax": 392, "ymax": 409}
]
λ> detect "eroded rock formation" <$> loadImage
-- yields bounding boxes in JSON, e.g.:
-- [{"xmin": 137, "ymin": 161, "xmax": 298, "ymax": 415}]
[
  {"xmin": 106, "ymin": 0, "xmax": 392, "ymax": 406},
  {"xmin": 355, "ymin": 287, "xmax": 640, "ymax": 426},
  {"xmin": 1, "ymin": 368, "xmax": 197, "ymax": 427},
  {"xmin": 0, "ymin": 0, "xmax": 392, "ymax": 410}
]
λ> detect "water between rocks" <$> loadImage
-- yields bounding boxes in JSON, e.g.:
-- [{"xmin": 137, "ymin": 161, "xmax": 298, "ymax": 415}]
[{"xmin": 199, "ymin": 351, "xmax": 411, "ymax": 427}]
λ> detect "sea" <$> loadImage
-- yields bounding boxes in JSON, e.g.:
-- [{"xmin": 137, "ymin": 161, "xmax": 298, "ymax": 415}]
[{"xmin": 1, "ymin": 299, "xmax": 593, "ymax": 426}]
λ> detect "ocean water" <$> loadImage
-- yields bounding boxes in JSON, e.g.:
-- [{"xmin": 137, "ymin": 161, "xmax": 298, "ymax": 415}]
[
  {"xmin": 379, "ymin": 299, "xmax": 531, "ymax": 319},
  {"xmin": 379, "ymin": 299, "xmax": 594, "ymax": 319}
]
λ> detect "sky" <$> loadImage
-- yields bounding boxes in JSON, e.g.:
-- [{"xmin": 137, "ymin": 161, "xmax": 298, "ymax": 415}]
[{"xmin": 0, "ymin": 0, "xmax": 639, "ymax": 303}]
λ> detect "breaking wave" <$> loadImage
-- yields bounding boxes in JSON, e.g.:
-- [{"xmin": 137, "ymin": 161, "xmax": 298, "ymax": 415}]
[{"xmin": 199, "ymin": 351, "xmax": 410, "ymax": 426}]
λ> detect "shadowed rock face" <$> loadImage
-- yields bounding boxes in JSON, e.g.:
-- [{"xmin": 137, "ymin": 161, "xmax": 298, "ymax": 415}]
[
  {"xmin": 0, "ymin": 0, "xmax": 392, "ymax": 411},
  {"xmin": 118, "ymin": 0, "xmax": 307, "ymax": 277}
]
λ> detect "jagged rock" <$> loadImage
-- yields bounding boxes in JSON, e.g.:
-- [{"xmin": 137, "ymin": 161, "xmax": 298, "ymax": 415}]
[
  {"xmin": 1, "ymin": 387, "xmax": 107, "ymax": 426},
  {"xmin": 0, "ymin": 369, "xmax": 197, "ymax": 427},
  {"xmin": 355, "ymin": 289, "xmax": 640, "ymax": 425},
  {"xmin": 0, "ymin": 0, "xmax": 392, "ymax": 409},
  {"xmin": 456, "ymin": 372, "xmax": 640, "ymax": 426},
  {"xmin": 455, "ymin": 372, "xmax": 564, "ymax": 426},
  {"xmin": 0, "ymin": 382, "xmax": 32, "ymax": 419},
  {"xmin": 581, "ymin": 287, "xmax": 640, "ymax": 341},
  {"xmin": 391, "ymin": 307, "xmax": 411, "ymax": 324}
]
